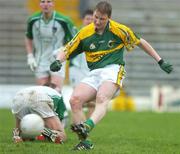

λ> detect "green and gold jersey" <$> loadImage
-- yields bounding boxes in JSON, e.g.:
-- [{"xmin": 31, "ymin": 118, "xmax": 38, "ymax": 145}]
[{"xmin": 65, "ymin": 19, "xmax": 140, "ymax": 70}]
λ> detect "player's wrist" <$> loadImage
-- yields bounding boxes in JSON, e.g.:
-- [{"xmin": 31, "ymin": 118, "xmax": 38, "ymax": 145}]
[
  {"xmin": 158, "ymin": 59, "xmax": 164, "ymax": 65},
  {"xmin": 27, "ymin": 53, "xmax": 34, "ymax": 59},
  {"xmin": 56, "ymin": 59, "xmax": 61, "ymax": 63}
]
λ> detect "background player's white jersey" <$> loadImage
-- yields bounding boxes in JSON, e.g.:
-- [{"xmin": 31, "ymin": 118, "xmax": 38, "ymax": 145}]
[
  {"xmin": 26, "ymin": 11, "xmax": 77, "ymax": 68},
  {"xmin": 12, "ymin": 86, "xmax": 61, "ymax": 114},
  {"xmin": 31, "ymin": 12, "xmax": 65, "ymax": 67}
]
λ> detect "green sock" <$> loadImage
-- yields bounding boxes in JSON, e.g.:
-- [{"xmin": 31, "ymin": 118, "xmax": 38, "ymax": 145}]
[
  {"xmin": 82, "ymin": 139, "xmax": 93, "ymax": 145},
  {"xmin": 84, "ymin": 119, "xmax": 95, "ymax": 132}
]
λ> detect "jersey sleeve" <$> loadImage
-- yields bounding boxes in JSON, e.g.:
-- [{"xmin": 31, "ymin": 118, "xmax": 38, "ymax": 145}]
[
  {"xmin": 64, "ymin": 31, "xmax": 83, "ymax": 59},
  {"xmin": 25, "ymin": 12, "xmax": 41, "ymax": 39},
  {"xmin": 55, "ymin": 12, "xmax": 78, "ymax": 44},
  {"xmin": 50, "ymin": 95, "xmax": 67, "ymax": 121},
  {"xmin": 119, "ymin": 25, "xmax": 140, "ymax": 51},
  {"xmin": 25, "ymin": 17, "xmax": 34, "ymax": 39}
]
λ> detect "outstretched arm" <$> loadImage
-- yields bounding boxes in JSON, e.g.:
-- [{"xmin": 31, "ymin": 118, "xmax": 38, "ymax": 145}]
[
  {"xmin": 138, "ymin": 38, "xmax": 173, "ymax": 74},
  {"xmin": 138, "ymin": 38, "xmax": 161, "ymax": 62}
]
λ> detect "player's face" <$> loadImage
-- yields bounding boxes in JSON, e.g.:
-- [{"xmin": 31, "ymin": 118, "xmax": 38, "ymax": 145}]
[
  {"xmin": 83, "ymin": 14, "xmax": 93, "ymax": 26},
  {"xmin": 40, "ymin": 0, "xmax": 54, "ymax": 13},
  {"xmin": 93, "ymin": 10, "xmax": 109, "ymax": 32}
]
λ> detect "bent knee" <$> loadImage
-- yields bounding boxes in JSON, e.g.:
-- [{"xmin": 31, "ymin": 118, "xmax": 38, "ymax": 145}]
[{"xmin": 70, "ymin": 95, "xmax": 83, "ymax": 110}]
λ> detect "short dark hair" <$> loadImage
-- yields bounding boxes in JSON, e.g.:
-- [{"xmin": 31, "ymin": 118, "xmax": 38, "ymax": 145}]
[
  {"xmin": 82, "ymin": 9, "xmax": 93, "ymax": 18},
  {"xmin": 95, "ymin": 1, "xmax": 112, "ymax": 17}
]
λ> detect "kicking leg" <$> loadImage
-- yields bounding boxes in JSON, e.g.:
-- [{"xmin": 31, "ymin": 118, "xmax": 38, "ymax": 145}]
[
  {"xmin": 71, "ymin": 81, "xmax": 118, "ymax": 141},
  {"xmin": 70, "ymin": 82, "xmax": 96, "ymax": 124}
]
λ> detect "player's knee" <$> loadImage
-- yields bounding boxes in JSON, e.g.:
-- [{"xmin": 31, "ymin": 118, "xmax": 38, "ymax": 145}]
[{"xmin": 70, "ymin": 95, "xmax": 83, "ymax": 111}]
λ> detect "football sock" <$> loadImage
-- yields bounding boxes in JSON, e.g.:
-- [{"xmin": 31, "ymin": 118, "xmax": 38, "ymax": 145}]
[
  {"xmin": 84, "ymin": 118, "xmax": 95, "ymax": 132},
  {"xmin": 83, "ymin": 139, "xmax": 93, "ymax": 146}
]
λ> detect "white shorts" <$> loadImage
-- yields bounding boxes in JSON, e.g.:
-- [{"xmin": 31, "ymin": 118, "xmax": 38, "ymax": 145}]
[
  {"xmin": 12, "ymin": 91, "xmax": 57, "ymax": 120},
  {"xmin": 81, "ymin": 64, "xmax": 126, "ymax": 91},
  {"xmin": 69, "ymin": 66, "xmax": 89, "ymax": 87},
  {"xmin": 35, "ymin": 62, "xmax": 65, "ymax": 78}
]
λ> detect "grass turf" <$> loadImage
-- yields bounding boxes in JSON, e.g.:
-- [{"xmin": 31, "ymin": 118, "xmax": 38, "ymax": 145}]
[{"xmin": 0, "ymin": 109, "xmax": 180, "ymax": 154}]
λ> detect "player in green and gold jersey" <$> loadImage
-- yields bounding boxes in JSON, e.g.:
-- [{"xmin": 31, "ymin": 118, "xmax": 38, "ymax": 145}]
[{"xmin": 50, "ymin": 1, "xmax": 173, "ymax": 150}]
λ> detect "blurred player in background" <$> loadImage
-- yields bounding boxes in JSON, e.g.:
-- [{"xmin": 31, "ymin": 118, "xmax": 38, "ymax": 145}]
[
  {"xmin": 81, "ymin": 9, "xmax": 94, "ymax": 28},
  {"xmin": 69, "ymin": 9, "xmax": 94, "ymax": 118},
  {"xmin": 12, "ymin": 86, "xmax": 68, "ymax": 144},
  {"xmin": 25, "ymin": 0, "xmax": 77, "ymax": 93},
  {"xmin": 50, "ymin": 1, "xmax": 173, "ymax": 150}
]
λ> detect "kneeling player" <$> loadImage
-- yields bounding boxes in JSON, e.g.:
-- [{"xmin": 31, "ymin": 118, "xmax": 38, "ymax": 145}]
[{"xmin": 11, "ymin": 86, "xmax": 68, "ymax": 143}]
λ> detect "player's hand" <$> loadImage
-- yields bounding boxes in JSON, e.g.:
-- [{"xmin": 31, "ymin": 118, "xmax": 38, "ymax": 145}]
[
  {"xmin": 12, "ymin": 128, "xmax": 23, "ymax": 143},
  {"xmin": 158, "ymin": 59, "xmax": 173, "ymax": 74},
  {"xmin": 13, "ymin": 136, "xmax": 23, "ymax": 143},
  {"xmin": 50, "ymin": 60, "xmax": 62, "ymax": 72},
  {"xmin": 27, "ymin": 53, "xmax": 37, "ymax": 72},
  {"xmin": 42, "ymin": 128, "xmax": 63, "ymax": 144}
]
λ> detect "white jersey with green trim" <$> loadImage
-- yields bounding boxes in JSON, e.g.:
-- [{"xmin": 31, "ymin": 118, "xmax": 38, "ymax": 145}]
[
  {"xmin": 12, "ymin": 86, "xmax": 62, "ymax": 114},
  {"xmin": 30, "ymin": 11, "xmax": 65, "ymax": 67}
]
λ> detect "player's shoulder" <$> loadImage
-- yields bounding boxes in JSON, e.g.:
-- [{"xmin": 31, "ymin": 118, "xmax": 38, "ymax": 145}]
[
  {"xmin": 78, "ymin": 23, "xmax": 95, "ymax": 39},
  {"xmin": 54, "ymin": 11, "xmax": 73, "ymax": 23},
  {"xmin": 27, "ymin": 11, "xmax": 41, "ymax": 23},
  {"xmin": 109, "ymin": 19, "xmax": 130, "ymax": 31}
]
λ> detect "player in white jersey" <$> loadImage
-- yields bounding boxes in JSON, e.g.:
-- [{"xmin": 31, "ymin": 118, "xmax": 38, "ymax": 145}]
[
  {"xmin": 12, "ymin": 86, "xmax": 68, "ymax": 143},
  {"xmin": 25, "ymin": 0, "xmax": 77, "ymax": 92}
]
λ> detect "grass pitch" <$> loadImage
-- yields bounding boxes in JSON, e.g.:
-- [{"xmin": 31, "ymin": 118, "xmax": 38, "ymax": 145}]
[{"xmin": 0, "ymin": 109, "xmax": 180, "ymax": 154}]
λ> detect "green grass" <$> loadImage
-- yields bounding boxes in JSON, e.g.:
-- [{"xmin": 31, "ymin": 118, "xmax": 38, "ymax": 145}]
[{"xmin": 0, "ymin": 109, "xmax": 180, "ymax": 154}]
